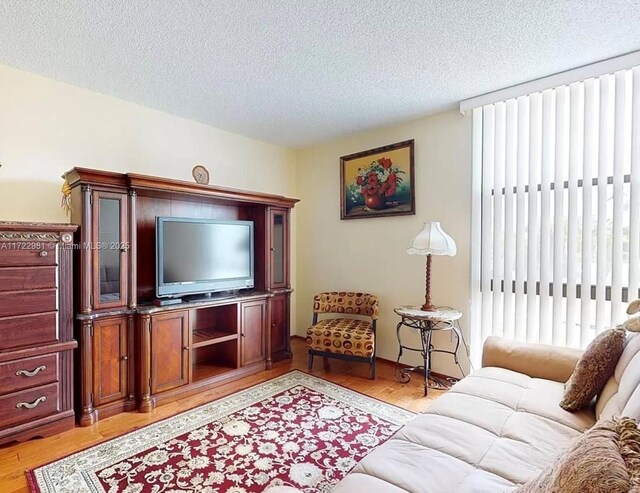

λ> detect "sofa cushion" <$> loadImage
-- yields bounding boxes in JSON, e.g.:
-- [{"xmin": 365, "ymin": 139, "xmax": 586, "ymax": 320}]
[
  {"xmin": 332, "ymin": 474, "xmax": 408, "ymax": 493},
  {"xmin": 342, "ymin": 439, "xmax": 516, "ymax": 493},
  {"xmin": 332, "ymin": 367, "xmax": 596, "ymax": 493},
  {"xmin": 514, "ymin": 417, "xmax": 640, "ymax": 493},
  {"xmin": 561, "ymin": 328, "xmax": 626, "ymax": 412},
  {"xmin": 455, "ymin": 368, "xmax": 595, "ymax": 431},
  {"xmin": 597, "ymin": 332, "xmax": 640, "ymax": 421}
]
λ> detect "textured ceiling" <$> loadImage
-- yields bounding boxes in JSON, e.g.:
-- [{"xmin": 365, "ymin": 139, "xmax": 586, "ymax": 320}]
[{"xmin": 1, "ymin": 1, "xmax": 639, "ymax": 148}]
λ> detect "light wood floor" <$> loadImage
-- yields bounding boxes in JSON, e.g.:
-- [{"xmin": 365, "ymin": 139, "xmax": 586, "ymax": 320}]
[{"xmin": 0, "ymin": 338, "xmax": 445, "ymax": 493}]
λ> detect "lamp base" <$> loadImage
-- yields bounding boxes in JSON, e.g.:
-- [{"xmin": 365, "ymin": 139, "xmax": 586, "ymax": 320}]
[{"xmin": 421, "ymin": 254, "xmax": 435, "ymax": 312}]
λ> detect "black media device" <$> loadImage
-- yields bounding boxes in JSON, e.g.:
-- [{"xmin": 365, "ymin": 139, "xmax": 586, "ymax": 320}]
[{"xmin": 152, "ymin": 298, "xmax": 183, "ymax": 306}]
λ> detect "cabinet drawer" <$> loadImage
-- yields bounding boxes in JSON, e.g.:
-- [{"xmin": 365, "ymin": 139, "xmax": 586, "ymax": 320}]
[
  {"xmin": 0, "ymin": 313, "xmax": 58, "ymax": 351},
  {"xmin": 0, "ymin": 289, "xmax": 57, "ymax": 317},
  {"xmin": 0, "ymin": 243, "xmax": 57, "ymax": 267},
  {"xmin": 0, "ymin": 267, "xmax": 56, "ymax": 292},
  {"xmin": 0, "ymin": 382, "xmax": 60, "ymax": 429},
  {"xmin": 0, "ymin": 354, "xmax": 58, "ymax": 395}
]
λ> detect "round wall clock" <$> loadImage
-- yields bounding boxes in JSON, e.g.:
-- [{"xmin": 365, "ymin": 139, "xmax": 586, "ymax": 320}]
[{"xmin": 192, "ymin": 165, "xmax": 210, "ymax": 185}]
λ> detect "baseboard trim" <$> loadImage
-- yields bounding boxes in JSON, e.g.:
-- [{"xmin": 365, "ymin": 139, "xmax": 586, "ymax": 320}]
[{"xmin": 290, "ymin": 335, "xmax": 459, "ymax": 382}]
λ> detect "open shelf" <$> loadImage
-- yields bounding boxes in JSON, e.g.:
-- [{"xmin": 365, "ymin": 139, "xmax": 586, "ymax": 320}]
[
  {"xmin": 192, "ymin": 340, "xmax": 238, "ymax": 383},
  {"xmin": 190, "ymin": 304, "xmax": 238, "ymax": 350},
  {"xmin": 192, "ymin": 327, "xmax": 238, "ymax": 348},
  {"xmin": 192, "ymin": 361, "xmax": 236, "ymax": 381}
]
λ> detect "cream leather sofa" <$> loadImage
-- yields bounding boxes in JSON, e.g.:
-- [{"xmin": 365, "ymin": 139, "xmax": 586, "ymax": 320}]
[{"xmin": 270, "ymin": 332, "xmax": 640, "ymax": 492}]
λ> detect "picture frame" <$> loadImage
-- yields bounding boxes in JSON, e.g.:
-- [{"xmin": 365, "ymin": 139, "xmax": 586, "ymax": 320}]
[{"xmin": 340, "ymin": 139, "xmax": 415, "ymax": 220}]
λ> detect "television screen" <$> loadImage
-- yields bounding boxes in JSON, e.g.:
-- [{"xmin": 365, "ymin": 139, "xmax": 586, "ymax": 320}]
[{"xmin": 156, "ymin": 217, "xmax": 254, "ymax": 298}]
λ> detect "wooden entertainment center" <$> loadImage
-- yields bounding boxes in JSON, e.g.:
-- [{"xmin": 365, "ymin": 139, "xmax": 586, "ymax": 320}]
[{"xmin": 65, "ymin": 168, "xmax": 298, "ymax": 426}]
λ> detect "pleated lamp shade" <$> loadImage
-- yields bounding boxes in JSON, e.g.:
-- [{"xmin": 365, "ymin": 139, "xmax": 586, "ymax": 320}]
[{"xmin": 407, "ymin": 222, "xmax": 457, "ymax": 257}]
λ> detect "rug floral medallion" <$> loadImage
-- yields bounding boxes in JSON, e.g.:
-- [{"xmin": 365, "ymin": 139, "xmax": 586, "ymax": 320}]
[{"xmin": 28, "ymin": 371, "xmax": 415, "ymax": 493}]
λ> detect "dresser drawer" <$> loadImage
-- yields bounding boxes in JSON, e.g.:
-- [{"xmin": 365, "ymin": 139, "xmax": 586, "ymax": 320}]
[
  {"xmin": 0, "ymin": 267, "xmax": 56, "ymax": 292},
  {"xmin": 0, "ymin": 243, "xmax": 57, "ymax": 267},
  {"xmin": 0, "ymin": 289, "xmax": 57, "ymax": 317},
  {"xmin": 0, "ymin": 313, "xmax": 58, "ymax": 351},
  {"xmin": 0, "ymin": 383, "xmax": 60, "ymax": 429},
  {"xmin": 0, "ymin": 354, "xmax": 58, "ymax": 395}
]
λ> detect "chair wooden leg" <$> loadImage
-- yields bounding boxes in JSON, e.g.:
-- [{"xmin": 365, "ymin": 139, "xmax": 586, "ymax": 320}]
[
  {"xmin": 370, "ymin": 358, "xmax": 376, "ymax": 380},
  {"xmin": 308, "ymin": 352, "xmax": 314, "ymax": 370}
]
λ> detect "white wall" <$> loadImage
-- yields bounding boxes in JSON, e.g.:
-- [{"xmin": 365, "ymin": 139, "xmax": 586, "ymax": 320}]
[
  {"xmin": 0, "ymin": 64, "xmax": 298, "ymax": 222},
  {"xmin": 295, "ymin": 110, "xmax": 473, "ymax": 376},
  {"xmin": 0, "ymin": 64, "xmax": 298, "ymax": 321}
]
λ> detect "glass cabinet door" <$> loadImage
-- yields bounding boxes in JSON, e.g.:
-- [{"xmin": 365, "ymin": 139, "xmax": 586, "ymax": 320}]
[
  {"xmin": 93, "ymin": 192, "xmax": 128, "ymax": 309},
  {"xmin": 270, "ymin": 209, "xmax": 288, "ymax": 288}
]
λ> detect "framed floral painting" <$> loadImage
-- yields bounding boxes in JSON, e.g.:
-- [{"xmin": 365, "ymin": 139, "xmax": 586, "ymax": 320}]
[{"xmin": 340, "ymin": 139, "xmax": 415, "ymax": 220}]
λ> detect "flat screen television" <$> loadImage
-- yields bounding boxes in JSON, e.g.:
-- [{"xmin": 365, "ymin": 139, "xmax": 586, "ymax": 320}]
[{"xmin": 156, "ymin": 217, "xmax": 254, "ymax": 298}]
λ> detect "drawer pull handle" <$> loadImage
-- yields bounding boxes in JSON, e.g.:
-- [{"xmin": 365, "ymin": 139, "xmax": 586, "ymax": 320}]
[
  {"xmin": 16, "ymin": 396, "xmax": 46, "ymax": 409},
  {"xmin": 16, "ymin": 365, "xmax": 47, "ymax": 377},
  {"xmin": 39, "ymin": 250, "xmax": 48, "ymax": 257}
]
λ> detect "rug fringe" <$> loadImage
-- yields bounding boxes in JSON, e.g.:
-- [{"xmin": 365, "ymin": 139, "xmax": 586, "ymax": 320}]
[{"xmin": 25, "ymin": 469, "xmax": 41, "ymax": 493}]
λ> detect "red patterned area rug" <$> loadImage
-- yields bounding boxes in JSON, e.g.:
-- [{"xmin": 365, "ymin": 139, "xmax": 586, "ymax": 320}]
[{"xmin": 27, "ymin": 371, "xmax": 414, "ymax": 493}]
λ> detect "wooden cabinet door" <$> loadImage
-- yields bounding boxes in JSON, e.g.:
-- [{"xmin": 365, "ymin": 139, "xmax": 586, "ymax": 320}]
[
  {"xmin": 150, "ymin": 311, "xmax": 189, "ymax": 394},
  {"xmin": 92, "ymin": 191, "xmax": 129, "ymax": 310},
  {"xmin": 268, "ymin": 208, "xmax": 289, "ymax": 289},
  {"xmin": 270, "ymin": 294, "xmax": 289, "ymax": 358},
  {"xmin": 241, "ymin": 301, "xmax": 266, "ymax": 367},
  {"xmin": 92, "ymin": 316, "xmax": 128, "ymax": 406}
]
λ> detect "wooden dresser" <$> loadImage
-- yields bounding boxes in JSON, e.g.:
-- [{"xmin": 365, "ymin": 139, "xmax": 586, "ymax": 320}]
[{"xmin": 0, "ymin": 222, "xmax": 78, "ymax": 444}]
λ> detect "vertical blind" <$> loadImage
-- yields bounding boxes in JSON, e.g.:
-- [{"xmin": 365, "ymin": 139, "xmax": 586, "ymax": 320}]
[{"xmin": 470, "ymin": 66, "xmax": 640, "ymax": 364}]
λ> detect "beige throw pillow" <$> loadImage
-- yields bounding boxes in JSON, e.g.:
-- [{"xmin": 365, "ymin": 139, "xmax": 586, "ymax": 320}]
[
  {"xmin": 514, "ymin": 417, "xmax": 640, "ymax": 493},
  {"xmin": 560, "ymin": 328, "xmax": 626, "ymax": 412},
  {"xmin": 624, "ymin": 299, "xmax": 640, "ymax": 332},
  {"xmin": 624, "ymin": 317, "xmax": 640, "ymax": 333}
]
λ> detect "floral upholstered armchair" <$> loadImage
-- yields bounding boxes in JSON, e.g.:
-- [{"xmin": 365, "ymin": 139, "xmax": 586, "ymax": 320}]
[{"xmin": 306, "ymin": 292, "xmax": 380, "ymax": 379}]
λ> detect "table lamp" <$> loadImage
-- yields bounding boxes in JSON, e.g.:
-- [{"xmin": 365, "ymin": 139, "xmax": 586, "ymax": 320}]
[{"xmin": 407, "ymin": 222, "xmax": 457, "ymax": 311}]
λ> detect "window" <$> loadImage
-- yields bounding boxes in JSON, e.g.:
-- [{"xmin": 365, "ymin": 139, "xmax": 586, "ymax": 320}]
[{"xmin": 470, "ymin": 67, "xmax": 640, "ymax": 364}]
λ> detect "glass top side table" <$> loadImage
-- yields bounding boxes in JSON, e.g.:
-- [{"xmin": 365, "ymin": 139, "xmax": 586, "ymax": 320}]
[{"xmin": 394, "ymin": 305, "xmax": 466, "ymax": 396}]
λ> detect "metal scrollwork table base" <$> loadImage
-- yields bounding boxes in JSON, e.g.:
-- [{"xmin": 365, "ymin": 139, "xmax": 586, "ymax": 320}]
[{"xmin": 394, "ymin": 305, "xmax": 466, "ymax": 396}]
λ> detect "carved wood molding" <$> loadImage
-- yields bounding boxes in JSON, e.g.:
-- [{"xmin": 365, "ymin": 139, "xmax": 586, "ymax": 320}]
[
  {"xmin": 63, "ymin": 167, "xmax": 299, "ymax": 208},
  {"xmin": 0, "ymin": 232, "xmax": 60, "ymax": 241},
  {"xmin": 0, "ymin": 221, "xmax": 77, "ymax": 237}
]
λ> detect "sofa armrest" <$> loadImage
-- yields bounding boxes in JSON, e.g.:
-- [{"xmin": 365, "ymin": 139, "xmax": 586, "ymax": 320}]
[{"xmin": 481, "ymin": 336, "xmax": 583, "ymax": 383}]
